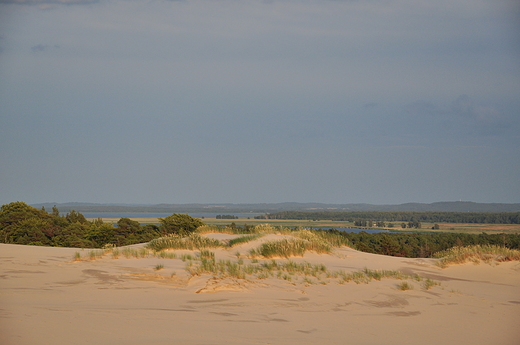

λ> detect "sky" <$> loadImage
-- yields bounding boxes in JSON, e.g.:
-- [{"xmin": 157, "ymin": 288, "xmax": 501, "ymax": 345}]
[{"xmin": 0, "ymin": 0, "xmax": 519, "ymax": 206}]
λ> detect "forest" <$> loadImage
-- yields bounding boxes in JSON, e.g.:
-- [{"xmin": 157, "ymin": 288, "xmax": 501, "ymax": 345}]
[
  {"xmin": 326, "ymin": 229, "xmax": 520, "ymax": 258},
  {"xmin": 2, "ymin": 202, "xmax": 519, "ymax": 259},
  {"xmin": 0, "ymin": 202, "xmax": 202, "ymax": 248},
  {"xmin": 256, "ymin": 211, "xmax": 520, "ymax": 224}
]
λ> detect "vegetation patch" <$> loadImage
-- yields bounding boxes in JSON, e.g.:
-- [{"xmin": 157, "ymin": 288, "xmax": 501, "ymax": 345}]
[
  {"xmin": 146, "ymin": 233, "xmax": 223, "ymax": 251},
  {"xmin": 397, "ymin": 281, "xmax": 413, "ymax": 291},
  {"xmin": 245, "ymin": 228, "xmax": 351, "ymax": 259},
  {"xmin": 249, "ymin": 238, "xmax": 331, "ymax": 258},
  {"xmin": 433, "ymin": 245, "xmax": 520, "ymax": 267},
  {"xmin": 228, "ymin": 234, "xmax": 264, "ymax": 247}
]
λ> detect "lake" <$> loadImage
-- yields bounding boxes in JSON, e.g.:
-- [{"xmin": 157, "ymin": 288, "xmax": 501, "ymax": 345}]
[
  {"xmin": 78, "ymin": 213, "xmax": 390, "ymax": 233},
  {"xmin": 312, "ymin": 227, "xmax": 390, "ymax": 234}
]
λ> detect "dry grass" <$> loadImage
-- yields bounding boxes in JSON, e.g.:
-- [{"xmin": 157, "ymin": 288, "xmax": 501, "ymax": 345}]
[
  {"xmin": 228, "ymin": 234, "xmax": 264, "ymax": 247},
  {"xmin": 71, "ymin": 231, "xmax": 439, "ymax": 289},
  {"xmin": 397, "ymin": 281, "xmax": 413, "ymax": 291},
  {"xmin": 433, "ymin": 245, "xmax": 520, "ymax": 267},
  {"xmin": 249, "ymin": 238, "xmax": 331, "ymax": 258},
  {"xmin": 146, "ymin": 233, "xmax": 223, "ymax": 251}
]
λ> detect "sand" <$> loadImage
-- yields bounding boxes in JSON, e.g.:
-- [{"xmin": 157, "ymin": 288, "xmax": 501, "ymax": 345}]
[{"xmin": 1, "ymin": 235, "xmax": 519, "ymax": 345}]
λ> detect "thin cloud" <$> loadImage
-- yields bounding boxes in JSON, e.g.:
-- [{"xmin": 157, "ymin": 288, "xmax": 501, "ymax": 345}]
[
  {"xmin": 451, "ymin": 95, "xmax": 508, "ymax": 135},
  {"xmin": 0, "ymin": 0, "xmax": 99, "ymax": 5},
  {"xmin": 363, "ymin": 102, "xmax": 378, "ymax": 109},
  {"xmin": 452, "ymin": 95, "xmax": 501, "ymax": 123},
  {"xmin": 404, "ymin": 100, "xmax": 443, "ymax": 117},
  {"xmin": 31, "ymin": 44, "xmax": 60, "ymax": 52}
]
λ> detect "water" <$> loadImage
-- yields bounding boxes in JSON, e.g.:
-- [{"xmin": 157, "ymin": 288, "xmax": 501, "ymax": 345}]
[
  {"xmin": 313, "ymin": 227, "xmax": 390, "ymax": 234},
  {"xmin": 79, "ymin": 212, "xmax": 262, "ymax": 219},
  {"xmin": 75, "ymin": 213, "xmax": 390, "ymax": 233}
]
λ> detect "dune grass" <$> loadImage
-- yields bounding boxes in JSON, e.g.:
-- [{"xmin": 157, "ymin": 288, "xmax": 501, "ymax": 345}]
[
  {"xmin": 423, "ymin": 278, "xmax": 440, "ymax": 290},
  {"xmin": 397, "ymin": 281, "xmax": 413, "ymax": 291},
  {"xmin": 433, "ymin": 245, "xmax": 520, "ymax": 267},
  {"xmin": 146, "ymin": 233, "xmax": 223, "ymax": 251},
  {"xmin": 249, "ymin": 238, "xmax": 331, "ymax": 258},
  {"xmin": 187, "ymin": 255, "xmax": 435, "ymax": 287},
  {"xmin": 228, "ymin": 234, "xmax": 264, "ymax": 247},
  {"xmin": 247, "ymin": 229, "xmax": 350, "ymax": 258},
  {"xmin": 195, "ymin": 224, "xmax": 275, "ymax": 235},
  {"xmin": 121, "ymin": 247, "xmax": 150, "ymax": 258},
  {"xmin": 72, "ymin": 226, "xmax": 437, "ymax": 289}
]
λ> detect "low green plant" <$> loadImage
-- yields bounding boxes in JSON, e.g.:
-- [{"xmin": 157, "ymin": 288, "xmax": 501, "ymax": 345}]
[
  {"xmin": 303, "ymin": 277, "xmax": 315, "ymax": 285},
  {"xmin": 253, "ymin": 224, "xmax": 278, "ymax": 234},
  {"xmin": 228, "ymin": 234, "xmax": 263, "ymax": 247},
  {"xmin": 89, "ymin": 249, "xmax": 104, "ymax": 260},
  {"xmin": 111, "ymin": 248, "xmax": 120, "ymax": 259},
  {"xmin": 423, "ymin": 278, "xmax": 440, "ymax": 290},
  {"xmin": 73, "ymin": 252, "xmax": 81, "ymax": 261},
  {"xmin": 157, "ymin": 251, "xmax": 177, "ymax": 259},
  {"xmin": 397, "ymin": 281, "xmax": 413, "ymax": 291},
  {"xmin": 154, "ymin": 263, "xmax": 164, "ymax": 270},
  {"xmin": 181, "ymin": 254, "xmax": 194, "ymax": 262},
  {"xmin": 199, "ymin": 250, "xmax": 215, "ymax": 260}
]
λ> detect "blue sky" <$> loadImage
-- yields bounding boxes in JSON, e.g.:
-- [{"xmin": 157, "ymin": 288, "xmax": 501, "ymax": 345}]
[{"xmin": 0, "ymin": 0, "xmax": 519, "ymax": 205}]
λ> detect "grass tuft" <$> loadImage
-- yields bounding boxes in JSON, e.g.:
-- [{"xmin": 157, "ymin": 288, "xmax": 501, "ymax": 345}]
[
  {"xmin": 228, "ymin": 234, "xmax": 263, "ymax": 247},
  {"xmin": 397, "ymin": 281, "xmax": 413, "ymax": 291},
  {"xmin": 423, "ymin": 278, "xmax": 440, "ymax": 290}
]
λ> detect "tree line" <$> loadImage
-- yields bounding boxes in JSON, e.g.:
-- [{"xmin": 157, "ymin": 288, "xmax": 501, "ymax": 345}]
[
  {"xmin": 0, "ymin": 202, "xmax": 204, "ymax": 248},
  {"xmin": 256, "ymin": 211, "xmax": 520, "ymax": 224},
  {"xmin": 216, "ymin": 215, "xmax": 239, "ymax": 219},
  {"xmin": 322, "ymin": 229, "xmax": 520, "ymax": 258}
]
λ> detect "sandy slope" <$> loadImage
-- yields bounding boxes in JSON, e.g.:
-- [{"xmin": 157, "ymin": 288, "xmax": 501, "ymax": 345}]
[{"xmin": 1, "ymin": 235, "xmax": 519, "ymax": 345}]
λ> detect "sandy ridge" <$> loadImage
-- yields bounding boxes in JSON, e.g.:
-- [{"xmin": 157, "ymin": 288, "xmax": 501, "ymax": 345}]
[{"xmin": 1, "ymin": 235, "xmax": 519, "ymax": 345}]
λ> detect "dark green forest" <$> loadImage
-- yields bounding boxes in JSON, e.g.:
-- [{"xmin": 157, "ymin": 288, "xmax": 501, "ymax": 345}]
[
  {"xmin": 0, "ymin": 202, "xmax": 202, "ymax": 248},
  {"xmin": 323, "ymin": 229, "xmax": 520, "ymax": 258},
  {"xmin": 256, "ymin": 211, "xmax": 520, "ymax": 224}
]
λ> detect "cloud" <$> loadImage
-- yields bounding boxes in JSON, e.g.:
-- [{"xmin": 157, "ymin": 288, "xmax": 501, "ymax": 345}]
[
  {"xmin": 451, "ymin": 95, "xmax": 508, "ymax": 135},
  {"xmin": 404, "ymin": 100, "xmax": 443, "ymax": 117},
  {"xmin": 401, "ymin": 95, "xmax": 512, "ymax": 138},
  {"xmin": 452, "ymin": 95, "xmax": 500, "ymax": 123},
  {"xmin": 31, "ymin": 44, "xmax": 60, "ymax": 52},
  {"xmin": 363, "ymin": 102, "xmax": 378, "ymax": 109},
  {"xmin": 0, "ymin": 0, "xmax": 99, "ymax": 5}
]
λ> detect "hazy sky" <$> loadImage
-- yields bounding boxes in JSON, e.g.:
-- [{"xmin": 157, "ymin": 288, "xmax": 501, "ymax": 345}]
[{"xmin": 0, "ymin": 0, "xmax": 519, "ymax": 205}]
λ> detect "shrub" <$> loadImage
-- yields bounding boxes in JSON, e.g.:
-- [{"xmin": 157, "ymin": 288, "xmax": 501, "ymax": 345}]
[{"xmin": 159, "ymin": 214, "xmax": 205, "ymax": 237}]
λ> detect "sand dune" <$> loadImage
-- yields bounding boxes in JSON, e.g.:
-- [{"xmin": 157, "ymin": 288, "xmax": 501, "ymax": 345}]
[{"xmin": 1, "ymin": 235, "xmax": 519, "ymax": 345}]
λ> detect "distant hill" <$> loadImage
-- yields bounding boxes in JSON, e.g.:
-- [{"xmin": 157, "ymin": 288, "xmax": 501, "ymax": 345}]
[{"xmin": 30, "ymin": 201, "xmax": 520, "ymax": 213}]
